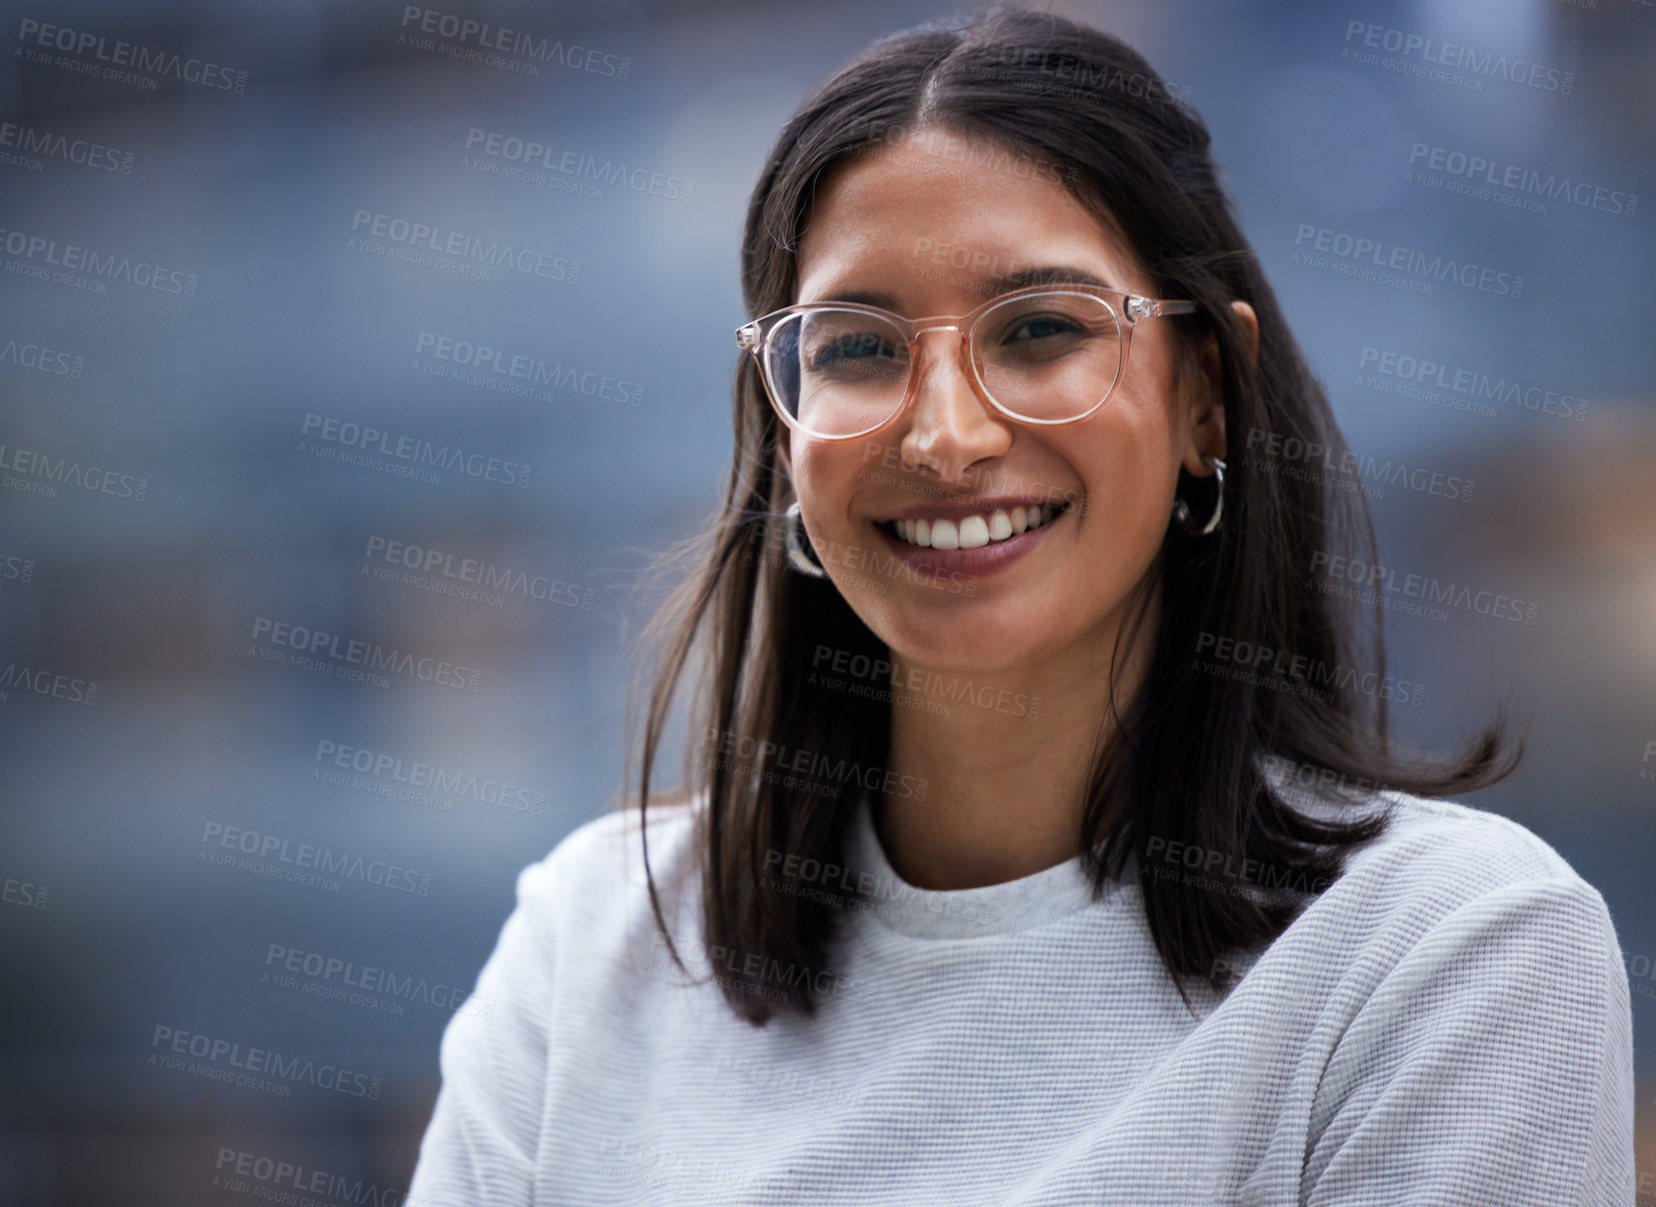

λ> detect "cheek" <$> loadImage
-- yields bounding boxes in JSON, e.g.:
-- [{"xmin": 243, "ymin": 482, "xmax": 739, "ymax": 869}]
[
  {"xmin": 1075, "ymin": 394, "xmax": 1179, "ymax": 526},
  {"xmin": 794, "ymin": 444, "xmax": 869, "ymax": 529}
]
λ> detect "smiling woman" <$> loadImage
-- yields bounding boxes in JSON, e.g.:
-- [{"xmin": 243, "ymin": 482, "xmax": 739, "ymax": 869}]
[{"xmin": 406, "ymin": 7, "xmax": 1635, "ymax": 1205}]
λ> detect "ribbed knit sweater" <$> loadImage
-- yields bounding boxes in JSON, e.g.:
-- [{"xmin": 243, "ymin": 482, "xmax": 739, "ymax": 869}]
[{"xmin": 407, "ymin": 775, "xmax": 1635, "ymax": 1205}]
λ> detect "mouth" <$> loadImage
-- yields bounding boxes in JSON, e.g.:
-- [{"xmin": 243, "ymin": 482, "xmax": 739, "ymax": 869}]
[{"xmin": 877, "ymin": 500, "xmax": 1073, "ymax": 550}]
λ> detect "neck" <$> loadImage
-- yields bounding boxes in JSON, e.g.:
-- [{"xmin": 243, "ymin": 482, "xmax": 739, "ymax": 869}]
[{"xmin": 876, "ymin": 595, "xmax": 1155, "ymax": 890}]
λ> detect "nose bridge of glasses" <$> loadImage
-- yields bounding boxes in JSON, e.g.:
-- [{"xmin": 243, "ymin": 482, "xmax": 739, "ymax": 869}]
[
  {"xmin": 909, "ymin": 315, "xmax": 964, "ymax": 337},
  {"xmin": 903, "ymin": 321, "xmax": 999, "ymax": 431},
  {"xmin": 907, "ymin": 321, "xmax": 973, "ymax": 383}
]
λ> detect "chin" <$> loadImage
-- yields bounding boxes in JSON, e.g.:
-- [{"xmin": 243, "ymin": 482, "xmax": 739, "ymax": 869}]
[{"xmin": 868, "ymin": 605, "xmax": 1058, "ymax": 677}]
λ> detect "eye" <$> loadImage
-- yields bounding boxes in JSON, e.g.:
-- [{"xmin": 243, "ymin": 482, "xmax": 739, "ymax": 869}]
[
  {"xmin": 807, "ymin": 329, "xmax": 902, "ymax": 374},
  {"xmin": 1000, "ymin": 313, "xmax": 1085, "ymax": 345}
]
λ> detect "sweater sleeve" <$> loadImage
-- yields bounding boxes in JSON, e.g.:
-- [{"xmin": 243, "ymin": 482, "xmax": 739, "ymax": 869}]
[
  {"xmin": 405, "ymin": 853, "xmax": 561, "ymax": 1207},
  {"xmin": 1301, "ymin": 876, "xmax": 1636, "ymax": 1206}
]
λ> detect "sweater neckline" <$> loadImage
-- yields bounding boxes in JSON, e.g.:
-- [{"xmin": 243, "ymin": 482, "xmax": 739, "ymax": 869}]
[{"xmin": 843, "ymin": 789, "xmax": 1127, "ymax": 939}]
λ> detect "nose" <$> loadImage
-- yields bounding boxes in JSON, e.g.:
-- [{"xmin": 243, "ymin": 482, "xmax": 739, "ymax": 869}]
[{"xmin": 895, "ymin": 327, "xmax": 1013, "ymax": 480}]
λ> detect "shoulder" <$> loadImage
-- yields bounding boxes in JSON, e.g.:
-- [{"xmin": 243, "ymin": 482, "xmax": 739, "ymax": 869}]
[
  {"xmin": 1338, "ymin": 790, "xmax": 1619, "ymax": 968},
  {"xmin": 1343, "ymin": 789, "xmax": 1584, "ymax": 899},
  {"xmin": 1239, "ymin": 757, "xmax": 1626, "ymax": 987},
  {"xmin": 1261, "ymin": 755, "xmax": 1589, "ymax": 905},
  {"xmin": 1247, "ymin": 765, "xmax": 1625, "ymax": 1001},
  {"xmin": 509, "ymin": 795, "xmax": 704, "ymax": 941},
  {"xmin": 410, "ymin": 798, "xmax": 706, "ymax": 1199},
  {"xmin": 538, "ymin": 794, "xmax": 700, "ymax": 876},
  {"xmin": 1256, "ymin": 779, "xmax": 1637, "ymax": 1202}
]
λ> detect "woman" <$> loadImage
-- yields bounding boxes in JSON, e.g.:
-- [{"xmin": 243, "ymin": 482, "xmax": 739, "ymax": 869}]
[{"xmin": 407, "ymin": 9, "xmax": 1634, "ymax": 1204}]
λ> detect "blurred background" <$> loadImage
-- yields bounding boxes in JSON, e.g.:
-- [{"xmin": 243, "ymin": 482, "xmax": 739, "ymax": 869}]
[{"xmin": 0, "ymin": 0, "xmax": 1652, "ymax": 1202}]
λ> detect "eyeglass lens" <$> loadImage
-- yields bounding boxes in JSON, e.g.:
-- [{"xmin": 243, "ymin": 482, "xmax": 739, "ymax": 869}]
[{"xmin": 762, "ymin": 291, "xmax": 1124, "ymax": 436}]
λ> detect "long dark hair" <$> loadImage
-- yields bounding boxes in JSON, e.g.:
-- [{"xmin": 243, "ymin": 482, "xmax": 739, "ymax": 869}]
[{"xmin": 623, "ymin": 6, "xmax": 1519, "ymax": 1025}]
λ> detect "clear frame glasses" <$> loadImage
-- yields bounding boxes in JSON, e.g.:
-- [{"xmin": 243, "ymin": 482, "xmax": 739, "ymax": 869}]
[{"xmin": 734, "ymin": 283, "xmax": 1198, "ymax": 441}]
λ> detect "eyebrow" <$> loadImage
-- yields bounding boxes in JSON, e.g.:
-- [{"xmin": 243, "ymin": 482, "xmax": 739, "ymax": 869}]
[{"xmin": 812, "ymin": 264, "xmax": 1120, "ymax": 310}]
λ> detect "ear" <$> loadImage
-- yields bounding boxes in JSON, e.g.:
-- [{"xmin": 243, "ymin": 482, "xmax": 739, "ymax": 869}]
[{"xmin": 1180, "ymin": 300, "xmax": 1257, "ymax": 476}]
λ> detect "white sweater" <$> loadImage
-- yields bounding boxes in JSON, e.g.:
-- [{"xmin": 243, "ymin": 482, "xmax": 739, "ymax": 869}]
[{"xmin": 406, "ymin": 778, "xmax": 1635, "ymax": 1205}]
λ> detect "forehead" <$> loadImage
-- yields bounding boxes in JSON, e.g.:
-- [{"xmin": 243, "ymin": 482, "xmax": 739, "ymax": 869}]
[{"xmin": 795, "ymin": 128, "xmax": 1145, "ymax": 310}]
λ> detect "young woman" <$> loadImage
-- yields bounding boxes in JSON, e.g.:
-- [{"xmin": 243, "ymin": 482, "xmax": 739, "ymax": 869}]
[{"xmin": 407, "ymin": 9, "xmax": 1634, "ymax": 1204}]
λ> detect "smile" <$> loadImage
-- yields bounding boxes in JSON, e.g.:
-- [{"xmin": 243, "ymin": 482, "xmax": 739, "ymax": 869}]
[{"xmin": 879, "ymin": 502, "xmax": 1071, "ymax": 549}]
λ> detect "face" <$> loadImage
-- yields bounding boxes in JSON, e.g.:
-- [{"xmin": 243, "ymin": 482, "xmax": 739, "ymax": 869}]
[{"xmin": 780, "ymin": 127, "xmax": 1229, "ymax": 679}]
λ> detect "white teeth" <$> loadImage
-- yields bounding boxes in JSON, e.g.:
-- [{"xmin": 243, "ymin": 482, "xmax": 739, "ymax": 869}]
[
  {"xmin": 888, "ymin": 504, "xmax": 1065, "ymax": 548},
  {"xmin": 957, "ymin": 515, "xmax": 990, "ymax": 549}
]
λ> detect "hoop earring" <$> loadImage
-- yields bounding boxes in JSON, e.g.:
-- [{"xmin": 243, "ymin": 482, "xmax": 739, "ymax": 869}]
[
  {"xmin": 783, "ymin": 500, "xmax": 828, "ymax": 578},
  {"xmin": 1172, "ymin": 455, "xmax": 1226, "ymax": 536}
]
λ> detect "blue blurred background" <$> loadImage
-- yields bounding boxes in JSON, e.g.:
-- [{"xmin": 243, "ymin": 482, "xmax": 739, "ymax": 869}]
[{"xmin": 1, "ymin": 0, "xmax": 1653, "ymax": 1202}]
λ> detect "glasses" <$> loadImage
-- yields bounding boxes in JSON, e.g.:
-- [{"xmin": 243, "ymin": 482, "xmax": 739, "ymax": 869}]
[{"xmin": 735, "ymin": 283, "xmax": 1197, "ymax": 441}]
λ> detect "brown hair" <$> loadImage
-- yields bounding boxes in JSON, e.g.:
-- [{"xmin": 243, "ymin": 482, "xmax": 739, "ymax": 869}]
[{"xmin": 623, "ymin": 5, "xmax": 1519, "ymax": 1024}]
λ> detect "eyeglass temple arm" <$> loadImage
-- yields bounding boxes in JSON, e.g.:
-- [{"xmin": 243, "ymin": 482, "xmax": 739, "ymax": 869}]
[{"xmin": 1123, "ymin": 296, "xmax": 1198, "ymax": 322}]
